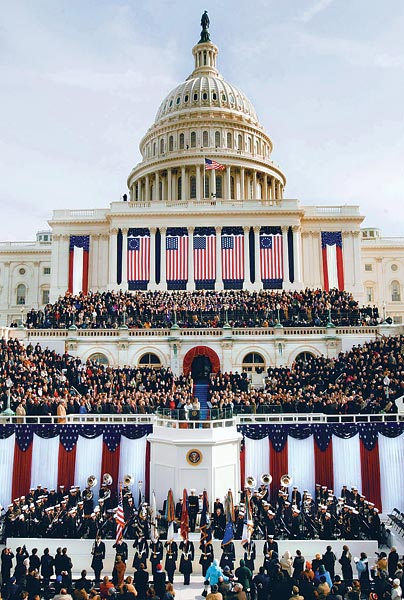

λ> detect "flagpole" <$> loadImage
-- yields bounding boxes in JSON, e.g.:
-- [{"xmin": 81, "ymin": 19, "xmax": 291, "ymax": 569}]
[{"xmin": 202, "ymin": 155, "xmax": 205, "ymax": 200}]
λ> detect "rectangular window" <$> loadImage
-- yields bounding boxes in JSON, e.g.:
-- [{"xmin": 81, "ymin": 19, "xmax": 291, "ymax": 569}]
[
  {"xmin": 42, "ymin": 289, "xmax": 50, "ymax": 304},
  {"xmin": 364, "ymin": 264, "xmax": 372, "ymax": 271},
  {"xmin": 43, "ymin": 267, "xmax": 51, "ymax": 275},
  {"xmin": 393, "ymin": 316, "xmax": 402, "ymax": 324}
]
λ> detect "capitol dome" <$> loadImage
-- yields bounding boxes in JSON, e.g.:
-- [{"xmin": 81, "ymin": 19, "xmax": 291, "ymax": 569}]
[
  {"xmin": 127, "ymin": 15, "xmax": 286, "ymax": 204},
  {"xmin": 154, "ymin": 48, "xmax": 259, "ymax": 125}
]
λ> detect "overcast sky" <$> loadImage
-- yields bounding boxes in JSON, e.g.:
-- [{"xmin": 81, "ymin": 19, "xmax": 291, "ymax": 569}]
[{"xmin": 1, "ymin": 0, "xmax": 404, "ymax": 240}]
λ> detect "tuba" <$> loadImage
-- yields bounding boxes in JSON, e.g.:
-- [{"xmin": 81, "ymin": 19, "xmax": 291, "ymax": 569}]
[
  {"xmin": 87, "ymin": 475, "xmax": 97, "ymax": 488},
  {"xmin": 261, "ymin": 473, "xmax": 273, "ymax": 485},
  {"xmin": 103, "ymin": 473, "xmax": 113, "ymax": 486},
  {"xmin": 124, "ymin": 474, "xmax": 134, "ymax": 486},
  {"xmin": 245, "ymin": 476, "xmax": 256, "ymax": 489},
  {"xmin": 280, "ymin": 474, "xmax": 293, "ymax": 487}
]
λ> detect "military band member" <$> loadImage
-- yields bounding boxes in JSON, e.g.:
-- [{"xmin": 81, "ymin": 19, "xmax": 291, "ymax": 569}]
[
  {"xmin": 188, "ymin": 489, "xmax": 199, "ymax": 533},
  {"xmin": 113, "ymin": 539, "xmax": 129, "ymax": 563},
  {"xmin": 132, "ymin": 536, "xmax": 149, "ymax": 571},
  {"xmin": 91, "ymin": 534, "xmax": 105, "ymax": 584},
  {"xmin": 150, "ymin": 537, "xmax": 163, "ymax": 576},
  {"xmin": 179, "ymin": 538, "xmax": 194, "ymax": 585},
  {"xmin": 199, "ymin": 538, "xmax": 214, "ymax": 577},
  {"xmin": 242, "ymin": 539, "xmax": 256, "ymax": 573},
  {"xmin": 164, "ymin": 539, "xmax": 178, "ymax": 583}
]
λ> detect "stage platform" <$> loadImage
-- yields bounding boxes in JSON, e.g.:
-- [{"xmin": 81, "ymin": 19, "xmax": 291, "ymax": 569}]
[{"xmin": 5, "ymin": 537, "xmax": 379, "ymax": 578}]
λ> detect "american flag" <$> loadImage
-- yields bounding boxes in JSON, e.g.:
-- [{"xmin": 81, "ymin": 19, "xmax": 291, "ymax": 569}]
[
  {"xmin": 260, "ymin": 234, "xmax": 283, "ymax": 281},
  {"xmin": 205, "ymin": 158, "xmax": 225, "ymax": 171},
  {"xmin": 115, "ymin": 487, "xmax": 125, "ymax": 543},
  {"xmin": 128, "ymin": 236, "xmax": 150, "ymax": 282},
  {"xmin": 221, "ymin": 234, "xmax": 244, "ymax": 280},
  {"xmin": 166, "ymin": 235, "xmax": 188, "ymax": 281},
  {"xmin": 194, "ymin": 235, "xmax": 216, "ymax": 281}
]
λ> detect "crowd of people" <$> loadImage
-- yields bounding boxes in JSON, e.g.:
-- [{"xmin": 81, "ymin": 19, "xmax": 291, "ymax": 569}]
[
  {"xmin": 1, "ymin": 332, "xmax": 403, "ymax": 418},
  {"xmin": 20, "ymin": 289, "xmax": 382, "ymax": 330}
]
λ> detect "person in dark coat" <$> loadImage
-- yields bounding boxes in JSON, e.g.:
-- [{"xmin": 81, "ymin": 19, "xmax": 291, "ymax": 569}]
[
  {"xmin": 91, "ymin": 535, "xmax": 106, "ymax": 584},
  {"xmin": 322, "ymin": 546, "xmax": 337, "ymax": 580},
  {"xmin": 153, "ymin": 564, "xmax": 166, "ymax": 600},
  {"xmin": 1, "ymin": 548, "xmax": 14, "ymax": 583},
  {"xmin": 292, "ymin": 550, "xmax": 305, "ymax": 581},
  {"xmin": 252, "ymin": 567, "xmax": 269, "ymax": 600},
  {"xmin": 163, "ymin": 541, "xmax": 177, "ymax": 584},
  {"xmin": 133, "ymin": 563, "xmax": 149, "ymax": 600},
  {"xmin": 389, "ymin": 547, "xmax": 400, "ymax": 578},
  {"xmin": 40, "ymin": 548, "xmax": 54, "ymax": 592},
  {"xmin": 179, "ymin": 539, "xmax": 194, "ymax": 585},
  {"xmin": 132, "ymin": 538, "xmax": 149, "ymax": 571},
  {"xmin": 338, "ymin": 545, "xmax": 353, "ymax": 585},
  {"xmin": 199, "ymin": 539, "xmax": 214, "ymax": 577}
]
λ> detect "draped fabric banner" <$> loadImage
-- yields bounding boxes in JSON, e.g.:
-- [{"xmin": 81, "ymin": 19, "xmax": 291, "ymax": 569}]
[
  {"xmin": 379, "ymin": 433, "xmax": 404, "ymax": 513},
  {"xmin": 270, "ymin": 439, "xmax": 288, "ymax": 501},
  {"xmin": 332, "ymin": 434, "xmax": 362, "ymax": 498},
  {"xmin": 0, "ymin": 425, "xmax": 152, "ymax": 508},
  {"xmin": 314, "ymin": 440, "xmax": 334, "ymax": 491},
  {"xmin": 244, "ymin": 436, "xmax": 270, "ymax": 487},
  {"xmin": 288, "ymin": 435, "xmax": 315, "ymax": 496},
  {"xmin": 360, "ymin": 439, "xmax": 382, "ymax": 512}
]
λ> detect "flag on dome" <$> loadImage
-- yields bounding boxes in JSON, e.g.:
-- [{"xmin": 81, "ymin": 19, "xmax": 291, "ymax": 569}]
[
  {"xmin": 321, "ymin": 232, "xmax": 344, "ymax": 291},
  {"xmin": 68, "ymin": 235, "xmax": 90, "ymax": 295},
  {"xmin": 205, "ymin": 158, "xmax": 225, "ymax": 171}
]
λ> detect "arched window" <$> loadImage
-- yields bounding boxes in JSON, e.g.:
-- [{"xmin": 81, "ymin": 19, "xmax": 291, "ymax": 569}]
[
  {"xmin": 88, "ymin": 353, "xmax": 109, "ymax": 366},
  {"xmin": 190, "ymin": 131, "xmax": 196, "ymax": 148},
  {"xmin": 202, "ymin": 130, "xmax": 209, "ymax": 147},
  {"xmin": 216, "ymin": 175, "xmax": 223, "ymax": 198},
  {"xmin": 179, "ymin": 133, "xmax": 185, "ymax": 150},
  {"xmin": 247, "ymin": 137, "xmax": 252, "ymax": 153},
  {"xmin": 139, "ymin": 353, "xmax": 162, "ymax": 368},
  {"xmin": 391, "ymin": 280, "xmax": 401, "ymax": 302},
  {"xmin": 238, "ymin": 134, "xmax": 243, "ymax": 151},
  {"xmin": 227, "ymin": 132, "xmax": 232, "ymax": 148},
  {"xmin": 16, "ymin": 284, "xmax": 26, "ymax": 305},
  {"xmin": 190, "ymin": 176, "xmax": 196, "ymax": 199},
  {"xmin": 215, "ymin": 131, "xmax": 221, "ymax": 148},
  {"xmin": 153, "ymin": 142, "xmax": 156, "ymax": 157},
  {"xmin": 160, "ymin": 138, "xmax": 165, "ymax": 154},
  {"xmin": 168, "ymin": 136, "xmax": 174, "ymax": 151},
  {"xmin": 242, "ymin": 352, "xmax": 265, "ymax": 373},
  {"xmin": 295, "ymin": 351, "xmax": 315, "ymax": 366},
  {"xmin": 177, "ymin": 176, "xmax": 182, "ymax": 200}
]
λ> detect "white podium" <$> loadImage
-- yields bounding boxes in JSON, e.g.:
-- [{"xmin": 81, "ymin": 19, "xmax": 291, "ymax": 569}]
[{"xmin": 148, "ymin": 419, "xmax": 242, "ymax": 506}]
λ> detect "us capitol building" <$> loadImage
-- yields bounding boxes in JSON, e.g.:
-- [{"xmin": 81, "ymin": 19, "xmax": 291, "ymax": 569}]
[{"xmin": 0, "ymin": 16, "xmax": 403, "ymax": 371}]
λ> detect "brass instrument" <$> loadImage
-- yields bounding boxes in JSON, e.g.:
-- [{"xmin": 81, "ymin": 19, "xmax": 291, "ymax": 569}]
[
  {"xmin": 87, "ymin": 475, "xmax": 97, "ymax": 487},
  {"xmin": 124, "ymin": 474, "xmax": 134, "ymax": 486},
  {"xmin": 245, "ymin": 476, "xmax": 256, "ymax": 489},
  {"xmin": 103, "ymin": 473, "xmax": 113, "ymax": 486},
  {"xmin": 280, "ymin": 474, "xmax": 293, "ymax": 487},
  {"xmin": 261, "ymin": 473, "xmax": 272, "ymax": 485}
]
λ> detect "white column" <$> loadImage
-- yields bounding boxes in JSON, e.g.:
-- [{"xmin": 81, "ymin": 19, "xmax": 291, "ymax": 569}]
[
  {"xmin": 240, "ymin": 167, "xmax": 245, "ymax": 200},
  {"xmin": 226, "ymin": 166, "xmax": 231, "ymax": 200},
  {"xmin": 253, "ymin": 170, "xmax": 257, "ymax": 200},
  {"xmin": 59, "ymin": 235, "xmax": 70, "ymax": 293},
  {"xmin": 352, "ymin": 231, "xmax": 362, "ymax": 287},
  {"xmin": 187, "ymin": 227, "xmax": 194, "ymax": 291},
  {"xmin": 210, "ymin": 169, "xmax": 216, "ymax": 198},
  {"xmin": 154, "ymin": 172, "xmax": 159, "ymax": 201},
  {"xmin": 181, "ymin": 167, "xmax": 186, "ymax": 201},
  {"xmin": 312, "ymin": 231, "xmax": 322, "ymax": 288},
  {"xmin": 282, "ymin": 226, "xmax": 290, "ymax": 288},
  {"xmin": 108, "ymin": 228, "xmax": 118, "ymax": 289},
  {"xmin": 215, "ymin": 226, "xmax": 223, "ymax": 290},
  {"xmin": 145, "ymin": 175, "xmax": 150, "ymax": 203},
  {"xmin": 167, "ymin": 169, "xmax": 172, "ymax": 202},
  {"xmin": 49, "ymin": 234, "xmax": 60, "ymax": 302},
  {"xmin": 32, "ymin": 261, "xmax": 40, "ymax": 308},
  {"xmin": 243, "ymin": 226, "xmax": 250, "ymax": 288},
  {"xmin": 159, "ymin": 227, "xmax": 167, "ymax": 290},
  {"xmin": 90, "ymin": 234, "xmax": 99, "ymax": 290},
  {"xmin": 254, "ymin": 226, "xmax": 261, "ymax": 289},
  {"xmin": 196, "ymin": 165, "xmax": 201, "ymax": 201},
  {"xmin": 149, "ymin": 227, "xmax": 156, "ymax": 290},
  {"xmin": 121, "ymin": 228, "xmax": 128, "ymax": 291},
  {"xmin": 99, "ymin": 234, "xmax": 109, "ymax": 289},
  {"xmin": 271, "ymin": 178, "xmax": 276, "ymax": 200},
  {"xmin": 292, "ymin": 226, "xmax": 302, "ymax": 289},
  {"xmin": 263, "ymin": 175, "xmax": 268, "ymax": 201}
]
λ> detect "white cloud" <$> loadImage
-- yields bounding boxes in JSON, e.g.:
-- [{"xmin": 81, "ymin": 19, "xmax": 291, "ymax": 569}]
[{"xmin": 297, "ymin": 0, "xmax": 335, "ymax": 23}]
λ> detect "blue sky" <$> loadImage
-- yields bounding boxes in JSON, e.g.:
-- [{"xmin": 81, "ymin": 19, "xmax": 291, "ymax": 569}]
[{"xmin": 1, "ymin": 0, "xmax": 404, "ymax": 240}]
